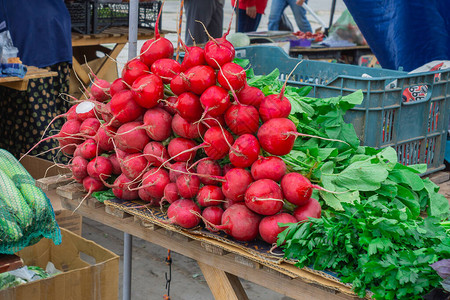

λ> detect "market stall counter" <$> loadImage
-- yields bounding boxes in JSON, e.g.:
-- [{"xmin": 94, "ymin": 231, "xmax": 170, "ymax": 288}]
[{"xmin": 37, "ymin": 175, "xmax": 363, "ymax": 300}]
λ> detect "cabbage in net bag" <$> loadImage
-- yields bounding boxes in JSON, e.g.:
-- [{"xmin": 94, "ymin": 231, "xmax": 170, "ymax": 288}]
[{"xmin": 0, "ymin": 149, "xmax": 61, "ymax": 254}]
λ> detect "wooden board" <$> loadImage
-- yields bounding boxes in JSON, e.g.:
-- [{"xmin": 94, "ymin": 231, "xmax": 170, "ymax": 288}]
[{"xmin": 0, "ymin": 66, "xmax": 57, "ymax": 91}]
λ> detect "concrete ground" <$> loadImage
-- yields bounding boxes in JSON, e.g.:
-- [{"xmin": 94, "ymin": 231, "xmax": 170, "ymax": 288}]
[{"xmin": 82, "ymin": 1, "xmax": 347, "ymax": 299}]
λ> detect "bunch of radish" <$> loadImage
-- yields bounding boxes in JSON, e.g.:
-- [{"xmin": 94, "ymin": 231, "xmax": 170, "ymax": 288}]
[{"xmin": 28, "ymin": 8, "xmax": 325, "ymax": 246}]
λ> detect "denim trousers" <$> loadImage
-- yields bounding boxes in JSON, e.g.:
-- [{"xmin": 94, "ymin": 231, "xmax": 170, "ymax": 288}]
[{"xmin": 268, "ymin": 0, "xmax": 312, "ymax": 32}]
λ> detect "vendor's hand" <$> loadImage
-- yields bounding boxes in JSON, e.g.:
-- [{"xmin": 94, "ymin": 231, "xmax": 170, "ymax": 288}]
[
  {"xmin": 296, "ymin": 0, "xmax": 305, "ymax": 6},
  {"xmin": 246, "ymin": 6, "xmax": 257, "ymax": 19}
]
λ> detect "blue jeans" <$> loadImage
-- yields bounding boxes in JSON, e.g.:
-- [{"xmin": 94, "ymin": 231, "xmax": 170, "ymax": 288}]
[
  {"xmin": 268, "ymin": 0, "xmax": 312, "ymax": 32},
  {"xmin": 237, "ymin": 9, "xmax": 262, "ymax": 32}
]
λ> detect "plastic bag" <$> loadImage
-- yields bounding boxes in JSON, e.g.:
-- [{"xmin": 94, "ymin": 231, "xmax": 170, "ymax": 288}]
[
  {"xmin": 0, "ymin": 25, "xmax": 18, "ymax": 63},
  {"xmin": 326, "ymin": 10, "xmax": 366, "ymax": 46}
]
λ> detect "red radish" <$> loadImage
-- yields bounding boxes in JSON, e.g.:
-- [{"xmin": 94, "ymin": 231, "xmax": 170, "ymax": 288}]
[
  {"xmin": 58, "ymin": 119, "xmax": 83, "ymax": 147},
  {"xmin": 229, "ymin": 134, "xmax": 260, "ymax": 168},
  {"xmin": 204, "ymin": 38, "xmax": 235, "ymax": 69},
  {"xmin": 222, "ymin": 198, "xmax": 238, "ymax": 210},
  {"xmin": 132, "ymin": 74, "xmax": 164, "ymax": 109},
  {"xmin": 143, "ymin": 141, "xmax": 169, "ymax": 167},
  {"xmin": 202, "ymin": 113, "xmax": 226, "ymax": 128},
  {"xmin": 87, "ymin": 156, "xmax": 113, "ymax": 181},
  {"xmin": 110, "ymin": 78, "xmax": 129, "ymax": 97},
  {"xmin": 237, "ymin": 85, "xmax": 265, "ymax": 108},
  {"xmin": 108, "ymin": 153, "xmax": 122, "ymax": 175},
  {"xmin": 141, "ymin": 168, "xmax": 171, "ymax": 199},
  {"xmin": 66, "ymin": 105, "xmax": 79, "ymax": 121},
  {"xmin": 162, "ymin": 96, "xmax": 178, "ymax": 115},
  {"xmin": 217, "ymin": 62, "xmax": 246, "ymax": 91},
  {"xmin": 281, "ymin": 172, "xmax": 324, "ymax": 206},
  {"xmin": 167, "ymin": 199, "xmax": 201, "ymax": 229},
  {"xmin": 169, "ymin": 161, "xmax": 188, "ymax": 182},
  {"xmin": 72, "ymin": 156, "xmax": 89, "ymax": 183},
  {"xmin": 138, "ymin": 189, "xmax": 157, "ymax": 204},
  {"xmin": 110, "ymin": 90, "xmax": 145, "ymax": 124},
  {"xmin": 83, "ymin": 176, "xmax": 105, "ymax": 193},
  {"xmin": 151, "ymin": 58, "xmax": 181, "ymax": 83},
  {"xmin": 197, "ymin": 185, "xmax": 225, "ymax": 207},
  {"xmin": 245, "ymin": 179, "xmax": 284, "ymax": 215},
  {"xmin": 94, "ymin": 124, "xmax": 117, "ymax": 152},
  {"xmin": 216, "ymin": 203, "xmax": 261, "ymax": 241},
  {"xmin": 202, "ymin": 206, "xmax": 224, "ymax": 231},
  {"xmin": 163, "ymin": 183, "xmax": 180, "ymax": 204},
  {"xmin": 259, "ymin": 213, "xmax": 298, "ymax": 244},
  {"xmin": 203, "ymin": 126, "xmax": 234, "ymax": 160},
  {"xmin": 180, "ymin": 42, "xmax": 206, "ymax": 72},
  {"xmin": 142, "ymin": 107, "xmax": 173, "ymax": 141},
  {"xmin": 122, "ymin": 59, "xmax": 150, "ymax": 85},
  {"xmin": 257, "ymin": 118, "xmax": 296, "ymax": 156},
  {"xmin": 170, "ymin": 74, "xmax": 187, "ymax": 96},
  {"xmin": 199, "ymin": 85, "xmax": 230, "ymax": 117},
  {"xmin": 183, "ymin": 65, "xmax": 216, "ymax": 95},
  {"xmin": 171, "ymin": 114, "xmax": 206, "ymax": 139},
  {"xmin": 115, "ymin": 121, "xmax": 150, "ymax": 153},
  {"xmin": 167, "ymin": 138, "xmax": 198, "ymax": 162},
  {"xmin": 79, "ymin": 139, "xmax": 100, "ymax": 160},
  {"xmin": 251, "ymin": 156, "xmax": 287, "ymax": 182},
  {"xmin": 176, "ymin": 174, "xmax": 201, "ymax": 199},
  {"xmin": 112, "ymin": 174, "xmax": 140, "ymax": 201},
  {"xmin": 224, "ymin": 104, "xmax": 260, "ymax": 135},
  {"xmin": 139, "ymin": 2, "xmax": 174, "ymax": 67},
  {"xmin": 195, "ymin": 159, "xmax": 222, "ymax": 185},
  {"xmin": 173, "ymin": 92, "xmax": 203, "ymax": 122},
  {"xmin": 80, "ymin": 118, "xmax": 101, "ymax": 137},
  {"xmin": 75, "ymin": 101, "xmax": 97, "ymax": 121},
  {"xmin": 90, "ymin": 79, "xmax": 111, "ymax": 102},
  {"xmin": 223, "ymin": 164, "xmax": 233, "ymax": 175},
  {"xmin": 292, "ymin": 198, "xmax": 322, "ymax": 222},
  {"xmin": 259, "ymin": 94, "xmax": 292, "ymax": 122},
  {"xmin": 101, "ymin": 102, "xmax": 122, "ymax": 128},
  {"xmin": 221, "ymin": 168, "xmax": 252, "ymax": 202},
  {"xmin": 120, "ymin": 153, "xmax": 149, "ymax": 180}
]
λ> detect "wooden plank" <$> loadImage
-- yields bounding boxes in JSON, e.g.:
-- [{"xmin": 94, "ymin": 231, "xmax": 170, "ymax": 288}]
[
  {"xmin": 198, "ymin": 261, "xmax": 249, "ymax": 300},
  {"xmin": 71, "ymin": 57, "xmax": 91, "ymax": 86},
  {"xmin": 234, "ymin": 255, "xmax": 262, "ymax": 270},
  {"xmin": 56, "ymin": 182, "xmax": 86, "ymax": 200},
  {"xmin": 105, "ymin": 205, "xmax": 133, "ymax": 219},
  {"xmin": 0, "ymin": 66, "xmax": 57, "ymax": 90},
  {"xmin": 96, "ymin": 43, "xmax": 125, "ymax": 80},
  {"xmin": 201, "ymin": 242, "xmax": 228, "ymax": 256},
  {"xmin": 133, "ymin": 215, "xmax": 161, "ymax": 231},
  {"xmin": 428, "ymin": 171, "xmax": 450, "ymax": 185},
  {"xmin": 36, "ymin": 174, "xmax": 73, "ymax": 191},
  {"xmin": 59, "ymin": 197, "xmax": 360, "ymax": 300}
]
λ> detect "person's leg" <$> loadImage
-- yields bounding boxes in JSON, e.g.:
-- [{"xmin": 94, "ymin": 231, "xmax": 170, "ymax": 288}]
[
  {"xmin": 207, "ymin": 0, "xmax": 224, "ymax": 39},
  {"xmin": 242, "ymin": 13, "xmax": 262, "ymax": 32},
  {"xmin": 268, "ymin": 0, "xmax": 288, "ymax": 31},
  {"xmin": 237, "ymin": 8, "xmax": 248, "ymax": 32},
  {"xmin": 184, "ymin": 0, "xmax": 214, "ymax": 45},
  {"xmin": 288, "ymin": 0, "xmax": 312, "ymax": 32}
]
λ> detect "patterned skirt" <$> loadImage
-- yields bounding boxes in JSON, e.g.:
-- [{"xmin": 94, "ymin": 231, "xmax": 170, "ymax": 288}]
[{"xmin": 0, "ymin": 63, "xmax": 71, "ymax": 162}]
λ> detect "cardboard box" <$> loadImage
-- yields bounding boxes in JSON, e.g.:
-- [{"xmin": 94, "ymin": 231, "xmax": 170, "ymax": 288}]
[
  {"xmin": 21, "ymin": 156, "xmax": 82, "ymax": 235},
  {"xmin": 0, "ymin": 228, "xmax": 119, "ymax": 300}
]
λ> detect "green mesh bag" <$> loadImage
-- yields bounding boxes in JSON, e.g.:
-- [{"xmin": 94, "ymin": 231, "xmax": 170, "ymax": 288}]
[{"xmin": 0, "ymin": 149, "xmax": 61, "ymax": 254}]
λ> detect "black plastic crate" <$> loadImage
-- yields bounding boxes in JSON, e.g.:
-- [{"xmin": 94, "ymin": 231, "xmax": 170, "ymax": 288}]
[
  {"xmin": 66, "ymin": 1, "xmax": 91, "ymax": 34},
  {"xmin": 65, "ymin": 1, "xmax": 161, "ymax": 34}
]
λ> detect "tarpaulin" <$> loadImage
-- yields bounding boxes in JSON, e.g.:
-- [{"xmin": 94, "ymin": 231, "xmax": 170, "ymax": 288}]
[{"xmin": 343, "ymin": 0, "xmax": 450, "ymax": 71}]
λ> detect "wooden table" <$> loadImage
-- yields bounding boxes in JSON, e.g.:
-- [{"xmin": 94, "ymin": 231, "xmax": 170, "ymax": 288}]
[
  {"xmin": 0, "ymin": 66, "xmax": 57, "ymax": 91},
  {"xmin": 36, "ymin": 175, "xmax": 361, "ymax": 300},
  {"xmin": 70, "ymin": 27, "xmax": 162, "ymax": 97}
]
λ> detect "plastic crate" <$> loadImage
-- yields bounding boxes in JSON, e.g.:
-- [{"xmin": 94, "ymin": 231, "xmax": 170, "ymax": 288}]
[
  {"xmin": 236, "ymin": 45, "xmax": 450, "ymax": 174},
  {"xmin": 93, "ymin": 1, "xmax": 161, "ymax": 33},
  {"xmin": 65, "ymin": 1, "xmax": 161, "ymax": 34},
  {"xmin": 66, "ymin": 1, "xmax": 91, "ymax": 34}
]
